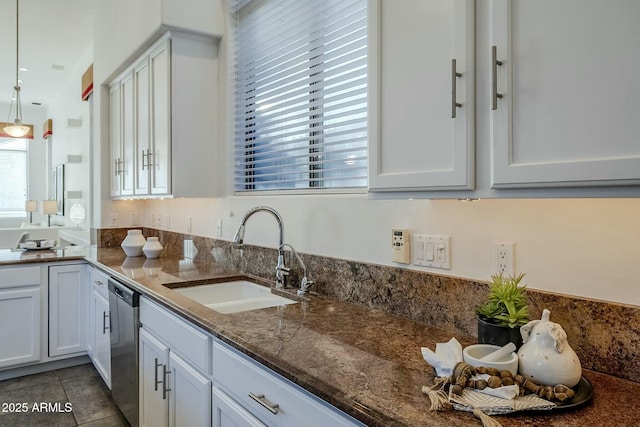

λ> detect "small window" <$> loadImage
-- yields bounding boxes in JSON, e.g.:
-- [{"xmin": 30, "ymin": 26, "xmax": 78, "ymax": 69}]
[
  {"xmin": 232, "ymin": 0, "xmax": 368, "ymax": 192},
  {"xmin": 0, "ymin": 138, "xmax": 27, "ymax": 217}
]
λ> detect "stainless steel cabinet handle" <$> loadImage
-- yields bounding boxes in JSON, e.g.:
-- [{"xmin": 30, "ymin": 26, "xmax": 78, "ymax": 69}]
[
  {"xmin": 491, "ymin": 46, "xmax": 503, "ymax": 110},
  {"xmin": 146, "ymin": 150, "xmax": 153, "ymax": 168},
  {"xmin": 451, "ymin": 59, "xmax": 462, "ymax": 118},
  {"xmin": 94, "ymin": 280, "xmax": 103, "ymax": 286},
  {"xmin": 141, "ymin": 150, "xmax": 147, "ymax": 170},
  {"xmin": 102, "ymin": 311, "xmax": 110, "ymax": 334},
  {"xmin": 162, "ymin": 366, "xmax": 171, "ymax": 400},
  {"xmin": 154, "ymin": 358, "xmax": 163, "ymax": 392},
  {"xmin": 248, "ymin": 392, "xmax": 280, "ymax": 415},
  {"xmin": 114, "ymin": 158, "xmax": 123, "ymax": 176},
  {"xmin": 114, "ymin": 159, "xmax": 119, "ymax": 176}
]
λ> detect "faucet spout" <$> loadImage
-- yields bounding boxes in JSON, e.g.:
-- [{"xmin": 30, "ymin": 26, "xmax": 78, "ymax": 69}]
[
  {"xmin": 233, "ymin": 206, "xmax": 284, "ymax": 248},
  {"xmin": 232, "ymin": 206, "xmax": 287, "ymax": 288}
]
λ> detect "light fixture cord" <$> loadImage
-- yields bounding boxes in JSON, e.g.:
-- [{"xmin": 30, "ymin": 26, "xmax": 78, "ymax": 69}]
[{"xmin": 14, "ymin": 0, "xmax": 22, "ymax": 123}]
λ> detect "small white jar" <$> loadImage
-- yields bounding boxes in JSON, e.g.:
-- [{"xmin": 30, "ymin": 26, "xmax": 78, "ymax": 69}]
[
  {"xmin": 143, "ymin": 236, "xmax": 163, "ymax": 259},
  {"xmin": 121, "ymin": 229, "xmax": 146, "ymax": 257}
]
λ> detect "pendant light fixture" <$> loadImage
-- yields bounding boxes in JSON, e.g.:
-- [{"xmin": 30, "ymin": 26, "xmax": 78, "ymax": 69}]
[{"xmin": 4, "ymin": 0, "xmax": 29, "ymax": 138}]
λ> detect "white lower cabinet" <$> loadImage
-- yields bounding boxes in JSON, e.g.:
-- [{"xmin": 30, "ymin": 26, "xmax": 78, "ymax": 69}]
[
  {"xmin": 139, "ymin": 297, "xmax": 212, "ymax": 427},
  {"xmin": 212, "ymin": 342, "xmax": 364, "ymax": 427},
  {"xmin": 140, "ymin": 296, "xmax": 363, "ymax": 427},
  {"xmin": 140, "ymin": 327, "xmax": 170, "ymax": 427},
  {"xmin": 0, "ymin": 266, "xmax": 42, "ymax": 369},
  {"xmin": 88, "ymin": 266, "xmax": 111, "ymax": 388},
  {"xmin": 170, "ymin": 351, "xmax": 211, "ymax": 427},
  {"xmin": 212, "ymin": 386, "xmax": 266, "ymax": 427},
  {"xmin": 48, "ymin": 264, "xmax": 87, "ymax": 357}
]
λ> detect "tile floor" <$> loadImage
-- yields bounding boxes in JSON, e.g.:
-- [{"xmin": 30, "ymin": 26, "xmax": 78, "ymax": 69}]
[{"xmin": 0, "ymin": 363, "xmax": 129, "ymax": 427}]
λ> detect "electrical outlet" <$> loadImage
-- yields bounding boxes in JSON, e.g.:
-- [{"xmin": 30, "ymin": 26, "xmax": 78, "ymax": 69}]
[
  {"xmin": 130, "ymin": 213, "xmax": 139, "ymax": 226},
  {"xmin": 156, "ymin": 214, "xmax": 162, "ymax": 228},
  {"xmin": 215, "ymin": 219, "xmax": 222, "ymax": 237},
  {"xmin": 110, "ymin": 214, "xmax": 118, "ymax": 227},
  {"xmin": 494, "ymin": 242, "xmax": 515, "ymax": 275}
]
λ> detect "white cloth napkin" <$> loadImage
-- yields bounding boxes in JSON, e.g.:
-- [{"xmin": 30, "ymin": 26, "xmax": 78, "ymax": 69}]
[
  {"xmin": 421, "ymin": 337, "xmax": 463, "ymax": 377},
  {"xmin": 421, "ymin": 338, "xmax": 519, "ymax": 400}
]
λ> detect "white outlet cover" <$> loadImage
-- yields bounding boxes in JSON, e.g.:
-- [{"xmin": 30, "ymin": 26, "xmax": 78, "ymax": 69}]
[{"xmin": 494, "ymin": 242, "xmax": 515, "ymax": 275}]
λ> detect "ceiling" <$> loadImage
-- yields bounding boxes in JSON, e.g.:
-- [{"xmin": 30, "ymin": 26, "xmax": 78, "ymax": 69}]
[{"xmin": 0, "ymin": 0, "xmax": 93, "ymax": 110}]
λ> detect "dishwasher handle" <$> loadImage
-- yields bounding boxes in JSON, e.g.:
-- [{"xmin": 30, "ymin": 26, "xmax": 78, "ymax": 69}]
[{"xmin": 108, "ymin": 279, "xmax": 139, "ymax": 307}]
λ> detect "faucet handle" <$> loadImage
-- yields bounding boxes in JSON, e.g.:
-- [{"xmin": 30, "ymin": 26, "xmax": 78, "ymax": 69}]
[
  {"xmin": 277, "ymin": 265, "xmax": 291, "ymax": 275},
  {"xmin": 298, "ymin": 276, "xmax": 313, "ymax": 296}
]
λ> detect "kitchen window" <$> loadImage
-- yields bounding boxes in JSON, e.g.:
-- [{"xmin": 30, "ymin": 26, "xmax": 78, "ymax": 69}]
[
  {"xmin": 232, "ymin": 0, "xmax": 368, "ymax": 192},
  {"xmin": 0, "ymin": 138, "xmax": 27, "ymax": 217}
]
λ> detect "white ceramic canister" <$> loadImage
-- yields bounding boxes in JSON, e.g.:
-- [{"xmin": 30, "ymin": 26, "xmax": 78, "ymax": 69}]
[
  {"xmin": 142, "ymin": 236, "xmax": 163, "ymax": 259},
  {"xmin": 517, "ymin": 309, "xmax": 582, "ymax": 387},
  {"xmin": 121, "ymin": 229, "xmax": 147, "ymax": 257}
]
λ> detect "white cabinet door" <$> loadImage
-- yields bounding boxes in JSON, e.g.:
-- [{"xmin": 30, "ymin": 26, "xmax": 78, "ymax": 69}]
[
  {"xmin": 110, "ymin": 82, "xmax": 123, "ymax": 197},
  {"xmin": 150, "ymin": 38, "xmax": 172, "ymax": 196},
  {"xmin": 121, "ymin": 72, "xmax": 136, "ymax": 196},
  {"xmin": 140, "ymin": 327, "xmax": 170, "ymax": 427},
  {"xmin": 92, "ymin": 290, "xmax": 111, "ymax": 388},
  {"xmin": 134, "ymin": 57, "xmax": 151, "ymax": 196},
  {"xmin": 0, "ymin": 286, "xmax": 40, "ymax": 368},
  {"xmin": 369, "ymin": 0, "xmax": 475, "ymax": 191},
  {"xmin": 110, "ymin": 70, "xmax": 136, "ymax": 197},
  {"xmin": 212, "ymin": 387, "xmax": 266, "ymax": 427},
  {"xmin": 490, "ymin": 0, "xmax": 640, "ymax": 188},
  {"xmin": 48, "ymin": 264, "xmax": 87, "ymax": 358},
  {"xmin": 169, "ymin": 351, "xmax": 211, "ymax": 427}
]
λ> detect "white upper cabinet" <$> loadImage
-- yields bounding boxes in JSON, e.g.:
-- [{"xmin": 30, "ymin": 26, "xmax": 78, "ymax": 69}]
[
  {"xmin": 149, "ymin": 41, "xmax": 172, "ymax": 195},
  {"xmin": 368, "ymin": 0, "xmax": 475, "ymax": 191},
  {"xmin": 109, "ymin": 31, "xmax": 221, "ymax": 199},
  {"xmin": 490, "ymin": 0, "xmax": 640, "ymax": 189},
  {"xmin": 110, "ymin": 75, "xmax": 136, "ymax": 198},
  {"xmin": 134, "ymin": 56, "xmax": 151, "ymax": 196}
]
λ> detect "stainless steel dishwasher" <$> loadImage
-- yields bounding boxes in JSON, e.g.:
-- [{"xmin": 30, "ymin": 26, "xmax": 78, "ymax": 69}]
[{"xmin": 108, "ymin": 278, "xmax": 140, "ymax": 427}]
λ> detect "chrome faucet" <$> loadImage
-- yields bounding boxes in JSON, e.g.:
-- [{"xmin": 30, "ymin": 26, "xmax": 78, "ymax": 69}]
[
  {"xmin": 232, "ymin": 206, "xmax": 289, "ymax": 289},
  {"xmin": 279, "ymin": 243, "xmax": 313, "ymax": 296}
]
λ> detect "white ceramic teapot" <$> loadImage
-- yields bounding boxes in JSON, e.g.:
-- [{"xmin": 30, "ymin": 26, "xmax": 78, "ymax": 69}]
[{"xmin": 517, "ymin": 309, "xmax": 582, "ymax": 387}]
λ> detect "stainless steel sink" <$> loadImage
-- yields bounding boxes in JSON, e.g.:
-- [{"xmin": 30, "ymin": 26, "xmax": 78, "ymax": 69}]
[{"xmin": 172, "ymin": 280, "xmax": 297, "ymax": 314}]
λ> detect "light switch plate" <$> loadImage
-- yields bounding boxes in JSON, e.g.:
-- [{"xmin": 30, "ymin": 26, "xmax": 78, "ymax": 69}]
[{"xmin": 413, "ymin": 235, "xmax": 451, "ymax": 269}]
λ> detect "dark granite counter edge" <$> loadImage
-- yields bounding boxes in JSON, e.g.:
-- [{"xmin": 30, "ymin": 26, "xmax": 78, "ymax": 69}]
[{"xmin": 3, "ymin": 249, "xmax": 640, "ymax": 426}]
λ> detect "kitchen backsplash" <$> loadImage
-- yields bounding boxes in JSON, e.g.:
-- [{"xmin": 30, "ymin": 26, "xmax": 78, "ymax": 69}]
[{"xmin": 96, "ymin": 227, "xmax": 640, "ymax": 383}]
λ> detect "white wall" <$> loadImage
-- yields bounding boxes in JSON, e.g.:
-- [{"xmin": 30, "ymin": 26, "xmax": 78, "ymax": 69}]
[
  {"xmin": 46, "ymin": 46, "xmax": 93, "ymax": 236},
  {"xmin": 131, "ymin": 196, "xmax": 640, "ymax": 307},
  {"xmin": 96, "ymin": 1, "xmax": 640, "ymax": 308}
]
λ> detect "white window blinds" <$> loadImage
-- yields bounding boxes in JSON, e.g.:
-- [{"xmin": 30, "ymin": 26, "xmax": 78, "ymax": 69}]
[
  {"xmin": 0, "ymin": 139, "xmax": 27, "ymax": 217},
  {"xmin": 233, "ymin": 0, "xmax": 368, "ymax": 192}
]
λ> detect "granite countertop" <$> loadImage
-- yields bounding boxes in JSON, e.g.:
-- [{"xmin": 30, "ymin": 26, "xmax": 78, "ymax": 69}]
[{"xmin": 3, "ymin": 247, "xmax": 640, "ymax": 426}]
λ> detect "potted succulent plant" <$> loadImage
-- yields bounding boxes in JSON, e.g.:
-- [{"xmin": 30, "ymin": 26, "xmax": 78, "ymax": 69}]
[{"xmin": 475, "ymin": 272, "xmax": 530, "ymax": 349}]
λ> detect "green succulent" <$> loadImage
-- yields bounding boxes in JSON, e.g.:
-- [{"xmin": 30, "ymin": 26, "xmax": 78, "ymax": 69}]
[{"xmin": 476, "ymin": 272, "xmax": 530, "ymax": 328}]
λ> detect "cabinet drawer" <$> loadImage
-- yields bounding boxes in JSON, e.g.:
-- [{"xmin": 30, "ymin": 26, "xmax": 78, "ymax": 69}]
[
  {"xmin": 212, "ymin": 342, "xmax": 362, "ymax": 427},
  {"xmin": 140, "ymin": 297, "xmax": 211, "ymax": 374},
  {"xmin": 89, "ymin": 267, "xmax": 110, "ymax": 299},
  {"xmin": 0, "ymin": 266, "xmax": 41, "ymax": 289}
]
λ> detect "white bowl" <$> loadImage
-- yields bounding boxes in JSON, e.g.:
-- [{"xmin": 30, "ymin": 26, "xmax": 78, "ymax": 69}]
[{"xmin": 463, "ymin": 344, "xmax": 519, "ymax": 375}]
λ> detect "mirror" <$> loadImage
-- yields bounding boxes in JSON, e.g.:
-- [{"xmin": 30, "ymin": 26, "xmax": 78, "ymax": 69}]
[{"xmin": 51, "ymin": 164, "xmax": 64, "ymax": 215}]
